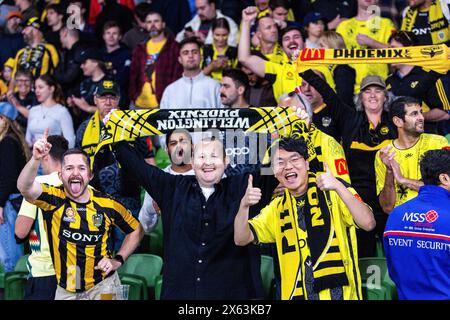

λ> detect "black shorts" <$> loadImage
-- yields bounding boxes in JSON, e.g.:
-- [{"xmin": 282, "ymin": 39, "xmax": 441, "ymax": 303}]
[{"xmin": 24, "ymin": 275, "xmax": 57, "ymax": 300}]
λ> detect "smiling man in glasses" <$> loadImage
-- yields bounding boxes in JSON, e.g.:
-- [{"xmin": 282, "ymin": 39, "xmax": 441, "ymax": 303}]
[{"xmin": 76, "ymin": 80, "xmax": 154, "ymax": 251}]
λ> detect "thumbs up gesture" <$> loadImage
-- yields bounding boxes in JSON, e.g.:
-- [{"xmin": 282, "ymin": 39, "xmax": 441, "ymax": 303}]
[
  {"xmin": 241, "ymin": 175, "xmax": 262, "ymax": 208},
  {"xmin": 316, "ymin": 162, "xmax": 339, "ymax": 191},
  {"xmin": 32, "ymin": 128, "xmax": 52, "ymax": 161}
]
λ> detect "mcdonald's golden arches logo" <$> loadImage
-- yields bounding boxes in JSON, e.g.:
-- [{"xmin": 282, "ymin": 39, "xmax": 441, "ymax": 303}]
[{"xmin": 334, "ymin": 158, "xmax": 348, "ymax": 175}]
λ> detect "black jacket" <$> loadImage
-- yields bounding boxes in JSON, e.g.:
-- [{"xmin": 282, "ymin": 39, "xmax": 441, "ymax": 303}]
[{"xmin": 54, "ymin": 41, "xmax": 87, "ymax": 97}]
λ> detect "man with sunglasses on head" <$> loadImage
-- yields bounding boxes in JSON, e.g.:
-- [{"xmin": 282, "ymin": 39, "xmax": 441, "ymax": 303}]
[{"xmin": 76, "ymin": 80, "xmax": 154, "ymax": 251}]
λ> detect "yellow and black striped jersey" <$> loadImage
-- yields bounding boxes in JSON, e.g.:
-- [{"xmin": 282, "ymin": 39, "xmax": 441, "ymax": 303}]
[{"xmin": 32, "ymin": 184, "xmax": 140, "ymax": 292}]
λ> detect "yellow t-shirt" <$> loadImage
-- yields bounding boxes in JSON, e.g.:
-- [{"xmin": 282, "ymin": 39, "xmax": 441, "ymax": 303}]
[
  {"xmin": 375, "ymin": 133, "xmax": 449, "ymax": 208},
  {"xmin": 18, "ymin": 172, "xmax": 61, "ymax": 277},
  {"xmin": 204, "ymin": 46, "xmax": 238, "ymax": 81},
  {"xmin": 336, "ymin": 17, "xmax": 396, "ymax": 93},
  {"xmin": 265, "ymin": 60, "xmax": 335, "ymax": 102},
  {"xmin": 263, "ymin": 43, "xmax": 289, "ymax": 65},
  {"xmin": 135, "ymin": 39, "xmax": 167, "ymax": 109}
]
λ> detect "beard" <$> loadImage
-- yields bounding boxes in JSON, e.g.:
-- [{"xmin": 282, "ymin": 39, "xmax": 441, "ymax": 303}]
[{"xmin": 149, "ymin": 28, "xmax": 163, "ymax": 38}]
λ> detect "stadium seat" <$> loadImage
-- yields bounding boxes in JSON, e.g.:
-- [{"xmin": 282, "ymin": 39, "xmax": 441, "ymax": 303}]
[
  {"xmin": 119, "ymin": 274, "xmax": 148, "ymax": 300},
  {"xmin": 359, "ymin": 257, "xmax": 397, "ymax": 300},
  {"xmin": 118, "ymin": 254, "xmax": 163, "ymax": 299},
  {"xmin": 260, "ymin": 255, "xmax": 275, "ymax": 299},
  {"xmin": 141, "ymin": 220, "xmax": 164, "ymax": 257},
  {"xmin": 374, "ymin": 235, "xmax": 385, "ymax": 257},
  {"xmin": 3, "ymin": 255, "xmax": 30, "ymax": 300},
  {"xmin": 0, "ymin": 263, "xmax": 4, "ymax": 289},
  {"xmin": 154, "ymin": 275, "xmax": 163, "ymax": 300}
]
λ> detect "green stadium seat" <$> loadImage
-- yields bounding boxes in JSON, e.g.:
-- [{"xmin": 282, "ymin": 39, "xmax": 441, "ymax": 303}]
[
  {"xmin": 119, "ymin": 274, "xmax": 148, "ymax": 300},
  {"xmin": 3, "ymin": 254, "xmax": 31, "ymax": 300},
  {"xmin": 154, "ymin": 275, "xmax": 163, "ymax": 300},
  {"xmin": 118, "ymin": 254, "xmax": 163, "ymax": 299},
  {"xmin": 260, "ymin": 255, "xmax": 275, "ymax": 299},
  {"xmin": 0, "ymin": 263, "xmax": 4, "ymax": 289}
]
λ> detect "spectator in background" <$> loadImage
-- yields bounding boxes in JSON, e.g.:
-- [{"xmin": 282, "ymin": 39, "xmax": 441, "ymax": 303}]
[
  {"xmin": 94, "ymin": 0, "xmax": 134, "ymax": 41},
  {"xmin": 160, "ymin": 37, "xmax": 222, "ymax": 109},
  {"xmin": 15, "ymin": 135, "xmax": 68, "ymax": 300},
  {"xmin": 2, "ymin": 58, "xmax": 14, "ymax": 85},
  {"xmin": 202, "ymin": 18, "xmax": 238, "ymax": 81},
  {"xmin": 99, "ymin": 21, "xmax": 131, "ymax": 108},
  {"xmin": 0, "ymin": 11, "xmax": 25, "ymax": 68},
  {"xmin": 252, "ymin": 15, "xmax": 286, "ymax": 64},
  {"xmin": 69, "ymin": 48, "xmax": 112, "ymax": 124},
  {"xmin": 401, "ymin": 0, "xmax": 450, "ymax": 45},
  {"xmin": 319, "ymin": 31, "xmax": 356, "ymax": 107},
  {"xmin": 384, "ymin": 148, "xmax": 450, "ymax": 300},
  {"xmin": 303, "ymin": 12, "xmax": 326, "ymax": 49},
  {"xmin": 129, "ymin": 11, "xmax": 182, "ymax": 109},
  {"xmin": 176, "ymin": 0, "xmax": 239, "ymax": 47},
  {"xmin": 11, "ymin": 17, "xmax": 59, "ymax": 84},
  {"xmin": 0, "ymin": 102, "xmax": 29, "ymax": 272},
  {"xmin": 269, "ymin": 0, "xmax": 301, "ymax": 29},
  {"xmin": 386, "ymin": 30, "xmax": 450, "ymax": 134},
  {"xmin": 66, "ymin": 0, "xmax": 96, "ymax": 45},
  {"xmin": 121, "ymin": 2, "xmax": 151, "ymax": 51},
  {"xmin": 241, "ymin": 58, "xmax": 277, "ymax": 107},
  {"xmin": 76, "ymin": 80, "xmax": 153, "ymax": 251},
  {"xmin": 43, "ymin": 3, "xmax": 64, "ymax": 50},
  {"xmin": 5, "ymin": 69, "xmax": 37, "ymax": 132},
  {"xmin": 0, "ymin": 0, "xmax": 18, "ymax": 29},
  {"xmin": 220, "ymin": 68, "xmax": 250, "ymax": 108},
  {"xmin": 54, "ymin": 26, "xmax": 87, "ymax": 99},
  {"xmin": 14, "ymin": 0, "xmax": 39, "ymax": 23},
  {"xmin": 336, "ymin": 0, "xmax": 396, "ymax": 93},
  {"xmin": 139, "ymin": 129, "xmax": 194, "ymax": 233},
  {"xmin": 26, "ymin": 74, "xmax": 75, "ymax": 148}
]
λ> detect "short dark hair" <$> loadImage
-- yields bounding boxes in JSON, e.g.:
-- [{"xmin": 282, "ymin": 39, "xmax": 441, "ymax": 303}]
[
  {"xmin": 179, "ymin": 36, "xmax": 201, "ymax": 51},
  {"xmin": 145, "ymin": 10, "xmax": 163, "ymax": 22},
  {"xmin": 222, "ymin": 68, "xmax": 249, "ymax": 93},
  {"xmin": 103, "ymin": 20, "xmax": 122, "ymax": 34},
  {"xmin": 388, "ymin": 31, "xmax": 418, "ymax": 46},
  {"xmin": 270, "ymin": 0, "xmax": 290, "ymax": 10},
  {"xmin": 166, "ymin": 129, "xmax": 192, "ymax": 149},
  {"xmin": 270, "ymin": 137, "xmax": 308, "ymax": 163},
  {"xmin": 420, "ymin": 149, "xmax": 450, "ymax": 185},
  {"xmin": 389, "ymin": 96, "xmax": 421, "ymax": 121},
  {"xmin": 135, "ymin": 2, "xmax": 153, "ymax": 22},
  {"xmin": 46, "ymin": 3, "xmax": 65, "ymax": 16},
  {"xmin": 255, "ymin": 14, "xmax": 273, "ymax": 32},
  {"xmin": 62, "ymin": 148, "xmax": 91, "ymax": 169},
  {"xmin": 47, "ymin": 135, "xmax": 69, "ymax": 163}
]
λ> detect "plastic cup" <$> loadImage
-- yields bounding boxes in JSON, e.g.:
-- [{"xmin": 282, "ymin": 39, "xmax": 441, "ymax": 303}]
[
  {"xmin": 116, "ymin": 284, "xmax": 130, "ymax": 300},
  {"xmin": 100, "ymin": 285, "xmax": 116, "ymax": 300}
]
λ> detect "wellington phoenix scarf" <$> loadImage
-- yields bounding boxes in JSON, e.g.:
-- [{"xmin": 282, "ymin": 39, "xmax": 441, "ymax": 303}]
[
  {"xmin": 95, "ymin": 107, "xmax": 310, "ymax": 166},
  {"xmin": 296, "ymin": 44, "xmax": 450, "ymax": 74}
]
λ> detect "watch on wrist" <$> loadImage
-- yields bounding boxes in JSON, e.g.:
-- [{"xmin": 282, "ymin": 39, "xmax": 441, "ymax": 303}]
[{"xmin": 114, "ymin": 254, "xmax": 125, "ymax": 265}]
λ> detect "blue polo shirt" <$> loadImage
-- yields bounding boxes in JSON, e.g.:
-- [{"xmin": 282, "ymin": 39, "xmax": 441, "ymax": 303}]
[{"xmin": 384, "ymin": 185, "xmax": 450, "ymax": 300}]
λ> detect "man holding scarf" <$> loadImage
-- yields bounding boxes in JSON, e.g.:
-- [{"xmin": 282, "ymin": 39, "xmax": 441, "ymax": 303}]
[{"xmin": 234, "ymin": 137, "xmax": 376, "ymax": 300}]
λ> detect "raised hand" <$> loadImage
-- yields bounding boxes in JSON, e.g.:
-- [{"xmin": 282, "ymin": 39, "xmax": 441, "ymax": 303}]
[
  {"xmin": 242, "ymin": 6, "xmax": 258, "ymax": 24},
  {"xmin": 316, "ymin": 162, "xmax": 340, "ymax": 191},
  {"xmin": 379, "ymin": 145, "xmax": 395, "ymax": 169},
  {"xmin": 32, "ymin": 128, "xmax": 52, "ymax": 161},
  {"xmin": 390, "ymin": 158, "xmax": 405, "ymax": 184},
  {"xmin": 241, "ymin": 175, "xmax": 262, "ymax": 207}
]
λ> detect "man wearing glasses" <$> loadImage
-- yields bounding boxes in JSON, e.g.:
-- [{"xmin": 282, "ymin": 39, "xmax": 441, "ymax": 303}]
[{"xmin": 76, "ymin": 80, "xmax": 154, "ymax": 251}]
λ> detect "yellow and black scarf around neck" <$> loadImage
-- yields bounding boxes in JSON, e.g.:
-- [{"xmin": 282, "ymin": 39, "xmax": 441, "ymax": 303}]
[{"xmin": 81, "ymin": 111, "xmax": 102, "ymax": 166}]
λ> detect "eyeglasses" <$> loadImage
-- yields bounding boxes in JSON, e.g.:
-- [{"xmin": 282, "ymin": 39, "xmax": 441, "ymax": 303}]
[{"xmin": 276, "ymin": 155, "xmax": 304, "ymax": 170}]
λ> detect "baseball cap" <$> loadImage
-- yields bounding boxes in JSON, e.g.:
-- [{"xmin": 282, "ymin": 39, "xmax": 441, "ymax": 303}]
[
  {"xmin": 0, "ymin": 102, "xmax": 18, "ymax": 120},
  {"xmin": 95, "ymin": 80, "xmax": 120, "ymax": 97},
  {"xmin": 23, "ymin": 17, "xmax": 42, "ymax": 31},
  {"xmin": 360, "ymin": 75, "xmax": 386, "ymax": 91},
  {"xmin": 78, "ymin": 48, "xmax": 103, "ymax": 64},
  {"xmin": 303, "ymin": 12, "xmax": 325, "ymax": 26},
  {"xmin": 7, "ymin": 11, "xmax": 22, "ymax": 20}
]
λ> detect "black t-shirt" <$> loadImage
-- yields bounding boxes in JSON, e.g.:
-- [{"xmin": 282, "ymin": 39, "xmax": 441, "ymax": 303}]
[{"xmin": 410, "ymin": 10, "xmax": 433, "ymax": 45}]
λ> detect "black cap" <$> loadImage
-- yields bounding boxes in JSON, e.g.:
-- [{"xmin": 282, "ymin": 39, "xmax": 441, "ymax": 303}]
[
  {"xmin": 303, "ymin": 12, "xmax": 326, "ymax": 26},
  {"xmin": 22, "ymin": 17, "xmax": 42, "ymax": 31},
  {"xmin": 78, "ymin": 48, "xmax": 103, "ymax": 63},
  {"xmin": 95, "ymin": 80, "xmax": 120, "ymax": 96}
]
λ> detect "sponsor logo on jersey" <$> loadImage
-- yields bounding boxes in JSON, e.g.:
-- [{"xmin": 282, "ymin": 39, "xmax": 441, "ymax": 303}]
[
  {"xmin": 63, "ymin": 207, "xmax": 77, "ymax": 223},
  {"xmin": 334, "ymin": 158, "xmax": 348, "ymax": 175}
]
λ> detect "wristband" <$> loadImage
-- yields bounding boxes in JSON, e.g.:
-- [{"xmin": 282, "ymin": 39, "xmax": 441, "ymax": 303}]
[{"xmin": 114, "ymin": 254, "xmax": 125, "ymax": 265}]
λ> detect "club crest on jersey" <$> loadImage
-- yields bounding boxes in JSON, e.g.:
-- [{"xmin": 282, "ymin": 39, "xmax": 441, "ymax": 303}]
[
  {"xmin": 93, "ymin": 213, "xmax": 103, "ymax": 227},
  {"xmin": 63, "ymin": 207, "xmax": 77, "ymax": 223}
]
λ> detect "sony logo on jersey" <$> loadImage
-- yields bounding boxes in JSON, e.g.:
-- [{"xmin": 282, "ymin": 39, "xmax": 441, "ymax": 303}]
[
  {"xmin": 62, "ymin": 229, "xmax": 102, "ymax": 243},
  {"xmin": 412, "ymin": 27, "xmax": 431, "ymax": 35},
  {"xmin": 402, "ymin": 210, "xmax": 439, "ymax": 223}
]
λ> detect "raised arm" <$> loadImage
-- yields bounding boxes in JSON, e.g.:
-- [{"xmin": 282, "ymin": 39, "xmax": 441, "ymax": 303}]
[
  {"xmin": 238, "ymin": 6, "xmax": 266, "ymax": 78},
  {"xmin": 317, "ymin": 163, "xmax": 376, "ymax": 231},
  {"xmin": 234, "ymin": 175, "xmax": 261, "ymax": 246},
  {"xmin": 17, "ymin": 129, "xmax": 51, "ymax": 202}
]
